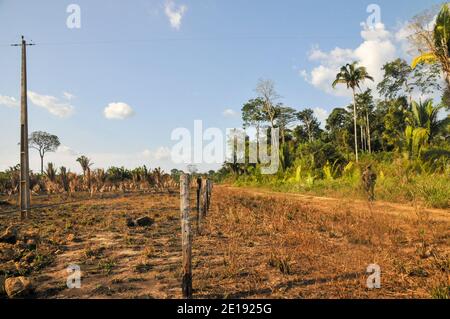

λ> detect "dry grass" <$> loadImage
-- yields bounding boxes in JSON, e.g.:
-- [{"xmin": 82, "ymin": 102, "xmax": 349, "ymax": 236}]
[{"xmin": 0, "ymin": 186, "xmax": 448, "ymax": 299}]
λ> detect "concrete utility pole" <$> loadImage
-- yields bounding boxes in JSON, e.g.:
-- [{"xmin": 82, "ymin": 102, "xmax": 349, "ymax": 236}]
[{"xmin": 12, "ymin": 36, "xmax": 34, "ymax": 220}]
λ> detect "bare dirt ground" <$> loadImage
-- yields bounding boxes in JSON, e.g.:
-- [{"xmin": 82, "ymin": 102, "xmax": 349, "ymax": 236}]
[{"xmin": 0, "ymin": 185, "xmax": 449, "ymax": 299}]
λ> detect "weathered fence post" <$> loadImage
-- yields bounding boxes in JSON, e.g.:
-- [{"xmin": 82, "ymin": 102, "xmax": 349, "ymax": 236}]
[
  {"xmin": 196, "ymin": 177, "xmax": 202, "ymax": 234},
  {"xmin": 206, "ymin": 179, "xmax": 213, "ymax": 211},
  {"xmin": 196, "ymin": 177, "xmax": 201, "ymax": 217},
  {"xmin": 201, "ymin": 177, "xmax": 208, "ymax": 217},
  {"xmin": 180, "ymin": 173, "xmax": 192, "ymax": 299}
]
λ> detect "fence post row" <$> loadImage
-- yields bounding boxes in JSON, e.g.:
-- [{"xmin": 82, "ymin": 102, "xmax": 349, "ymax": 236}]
[{"xmin": 180, "ymin": 173, "xmax": 192, "ymax": 299}]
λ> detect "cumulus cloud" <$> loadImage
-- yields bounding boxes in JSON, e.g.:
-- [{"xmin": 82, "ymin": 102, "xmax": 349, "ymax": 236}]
[
  {"xmin": 222, "ymin": 108, "xmax": 237, "ymax": 118},
  {"xmin": 0, "ymin": 95, "xmax": 19, "ymax": 108},
  {"xmin": 57, "ymin": 145, "xmax": 79, "ymax": 156},
  {"xmin": 302, "ymin": 23, "xmax": 398, "ymax": 97},
  {"xmin": 104, "ymin": 102, "xmax": 135, "ymax": 120},
  {"xmin": 142, "ymin": 147, "xmax": 171, "ymax": 161},
  {"xmin": 28, "ymin": 91, "xmax": 75, "ymax": 118},
  {"xmin": 164, "ymin": 0, "xmax": 187, "ymax": 30},
  {"xmin": 154, "ymin": 147, "xmax": 171, "ymax": 160}
]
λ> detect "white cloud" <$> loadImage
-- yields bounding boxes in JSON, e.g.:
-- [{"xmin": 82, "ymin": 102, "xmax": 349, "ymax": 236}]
[
  {"xmin": 0, "ymin": 95, "xmax": 19, "ymax": 108},
  {"xmin": 63, "ymin": 92, "xmax": 75, "ymax": 101},
  {"xmin": 28, "ymin": 91, "xmax": 75, "ymax": 118},
  {"xmin": 299, "ymin": 69, "xmax": 309, "ymax": 81},
  {"xmin": 57, "ymin": 145, "xmax": 79, "ymax": 156},
  {"xmin": 222, "ymin": 108, "xmax": 237, "ymax": 118},
  {"xmin": 154, "ymin": 146, "xmax": 171, "ymax": 160},
  {"xmin": 104, "ymin": 102, "xmax": 134, "ymax": 120},
  {"xmin": 164, "ymin": 0, "xmax": 187, "ymax": 30},
  {"xmin": 302, "ymin": 23, "xmax": 398, "ymax": 98},
  {"xmin": 142, "ymin": 147, "xmax": 171, "ymax": 161}
]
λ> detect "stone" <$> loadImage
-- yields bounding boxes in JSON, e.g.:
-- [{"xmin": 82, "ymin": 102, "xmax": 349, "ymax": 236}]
[
  {"xmin": 135, "ymin": 217, "xmax": 154, "ymax": 227},
  {"xmin": 0, "ymin": 243, "xmax": 15, "ymax": 262},
  {"xmin": 4, "ymin": 276, "xmax": 32, "ymax": 298},
  {"xmin": 126, "ymin": 217, "xmax": 136, "ymax": 227},
  {"xmin": 0, "ymin": 226, "xmax": 18, "ymax": 244}
]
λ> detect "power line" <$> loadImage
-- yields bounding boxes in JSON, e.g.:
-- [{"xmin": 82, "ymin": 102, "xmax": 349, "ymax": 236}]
[{"xmin": 0, "ymin": 34, "xmax": 355, "ymax": 48}]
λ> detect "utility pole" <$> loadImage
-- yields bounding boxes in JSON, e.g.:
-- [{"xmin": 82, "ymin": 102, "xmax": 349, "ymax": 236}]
[{"xmin": 12, "ymin": 36, "xmax": 35, "ymax": 220}]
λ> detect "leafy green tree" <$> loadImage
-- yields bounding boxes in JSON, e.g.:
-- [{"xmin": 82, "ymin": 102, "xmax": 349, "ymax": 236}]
[
  {"xmin": 275, "ymin": 105, "xmax": 297, "ymax": 144},
  {"xmin": 332, "ymin": 62, "xmax": 374, "ymax": 162},
  {"xmin": 29, "ymin": 131, "xmax": 61, "ymax": 174},
  {"xmin": 296, "ymin": 108, "xmax": 321, "ymax": 143},
  {"xmin": 378, "ymin": 58, "xmax": 441, "ymax": 105}
]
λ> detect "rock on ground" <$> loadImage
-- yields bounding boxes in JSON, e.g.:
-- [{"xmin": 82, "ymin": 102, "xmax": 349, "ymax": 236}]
[
  {"xmin": 4, "ymin": 276, "xmax": 32, "ymax": 298},
  {"xmin": 0, "ymin": 226, "xmax": 18, "ymax": 244},
  {"xmin": 135, "ymin": 216, "xmax": 154, "ymax": 227}
]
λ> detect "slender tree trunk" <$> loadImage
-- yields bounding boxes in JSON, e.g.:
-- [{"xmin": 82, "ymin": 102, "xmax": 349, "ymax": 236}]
[
  {"xmin": 40, "ymin": 154, "xmax": 44, "ymax": 174},
  {"xmin": 256, "ymin": 124, "xmax": 260, "ymax": 164},
  {"xmin": 366, "ymin": 112, "xmax": 371, "ymax": 154},
  {"xmin": 352, "ymin": 89, "xmax": 359, "ymax": 163},
  {"xmin": 360, "ymin": 125, "xmax": 364, "ymax": 152}
]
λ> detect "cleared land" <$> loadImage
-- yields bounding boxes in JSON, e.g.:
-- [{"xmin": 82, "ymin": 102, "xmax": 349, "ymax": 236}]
[{"xmin": 0, "ymin": 185, "xmax": 449, "ymax": 299}]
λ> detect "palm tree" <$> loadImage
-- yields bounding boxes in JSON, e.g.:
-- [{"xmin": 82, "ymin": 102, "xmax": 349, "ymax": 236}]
[
  {"xmin": 332, "ymin": 62, "xmax": 374, "ymax": 162},
  {"xmin": 405, "ymin": 99, "xmax": 449, "ymax": 158},
  {"xmin": 76, "ymin": 155, "xmax": 93, "ymax": 190},
  {"xmin": 411, "ymin": 4, "xmax": 450, "ymax": 90}
]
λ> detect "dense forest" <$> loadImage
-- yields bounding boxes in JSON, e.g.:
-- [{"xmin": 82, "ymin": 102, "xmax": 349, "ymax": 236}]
[{"xmin": 214, "ymin": 4, "xmax": 450, "ymax": 208}]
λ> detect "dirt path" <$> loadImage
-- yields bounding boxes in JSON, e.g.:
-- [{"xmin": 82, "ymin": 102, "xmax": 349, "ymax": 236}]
[{"xmin": 223, "ymin": 186, "xmax": 450, "ymax": 222}]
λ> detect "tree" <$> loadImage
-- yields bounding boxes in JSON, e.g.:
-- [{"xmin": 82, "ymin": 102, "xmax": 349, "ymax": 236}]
[
  {"xmin": 326, "ymin": 108, "xmax": 352, "ymax": 157},
  {"xmin": 297, "ymin": 108, "xmax": 321, "ymax": 143},
  {"xmin": 410, "ymin": 3, "xmax": 450, "ymax": 91},
  {"xmin": 76, "ymin": 155, "xmax": 93, "ymax": 190},
  {"xmin": 255, "ymin": 79, "xmax": 280, "ymax": 128},
  {"xmin": 408, "ymin": 99, "xmax": 449, "ymax": 143},
  {"xmin": 332, "ymin": 62, "xmax": 374, "ymax": 162},
  {"xmin": 275, "ymin": 105, "xmax": 297, "ymax": 144},
  {"xmin": 29, "ymin": 131, "xmax": 61, "ymax": 174},
  {"xmin": 242, "ymin": 98, "xmax": 265, "ymax": 160},
  {"xmin": 378, "ymin": 58, "xmax": 441, "ymax": 105},
  {"xmin": 377, "ymin": 59, "xmax": 414, "ymax": 103},
  {"xmin": 355, "ymin": 89, "xmax": 375, "ymax": 153}
]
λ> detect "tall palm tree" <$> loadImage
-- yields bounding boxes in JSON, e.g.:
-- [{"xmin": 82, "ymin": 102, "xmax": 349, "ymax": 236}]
[
  {"xmin": 76, "ymin": 155, "xmax": 93, "ymax": 190},
  {"xmin": 411, "ymin": 4, "xmax": 450, "ymax": 90},
  {"xmin": 332, "ymin": 62, "xmax": 374, "ymax": 162}
]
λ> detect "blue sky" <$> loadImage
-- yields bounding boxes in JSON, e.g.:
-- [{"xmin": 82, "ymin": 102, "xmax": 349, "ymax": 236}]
[{"xmin": 0, "ymin": 0, "xmax": 443, "ymax": 172}]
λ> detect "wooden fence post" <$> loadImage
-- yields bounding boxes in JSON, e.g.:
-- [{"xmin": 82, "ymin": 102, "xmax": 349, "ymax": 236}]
[
  {"xmin": 180, "ymin": 174, "xmax": 192, "ymax": 299},
  {"xmin": 206, "ymin": 179, "xmax": 212, "ymax": 211},
  {"xmin": 196, "ymin": 177, "xmax": 202, "ymax": 234},
  {"xmin": 201, "ymin": 177, "xmax": 208, "ymax": 217},
  {"xmin": 196, "ymin": 177, "xmax": 201, "ymax": 218}
]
